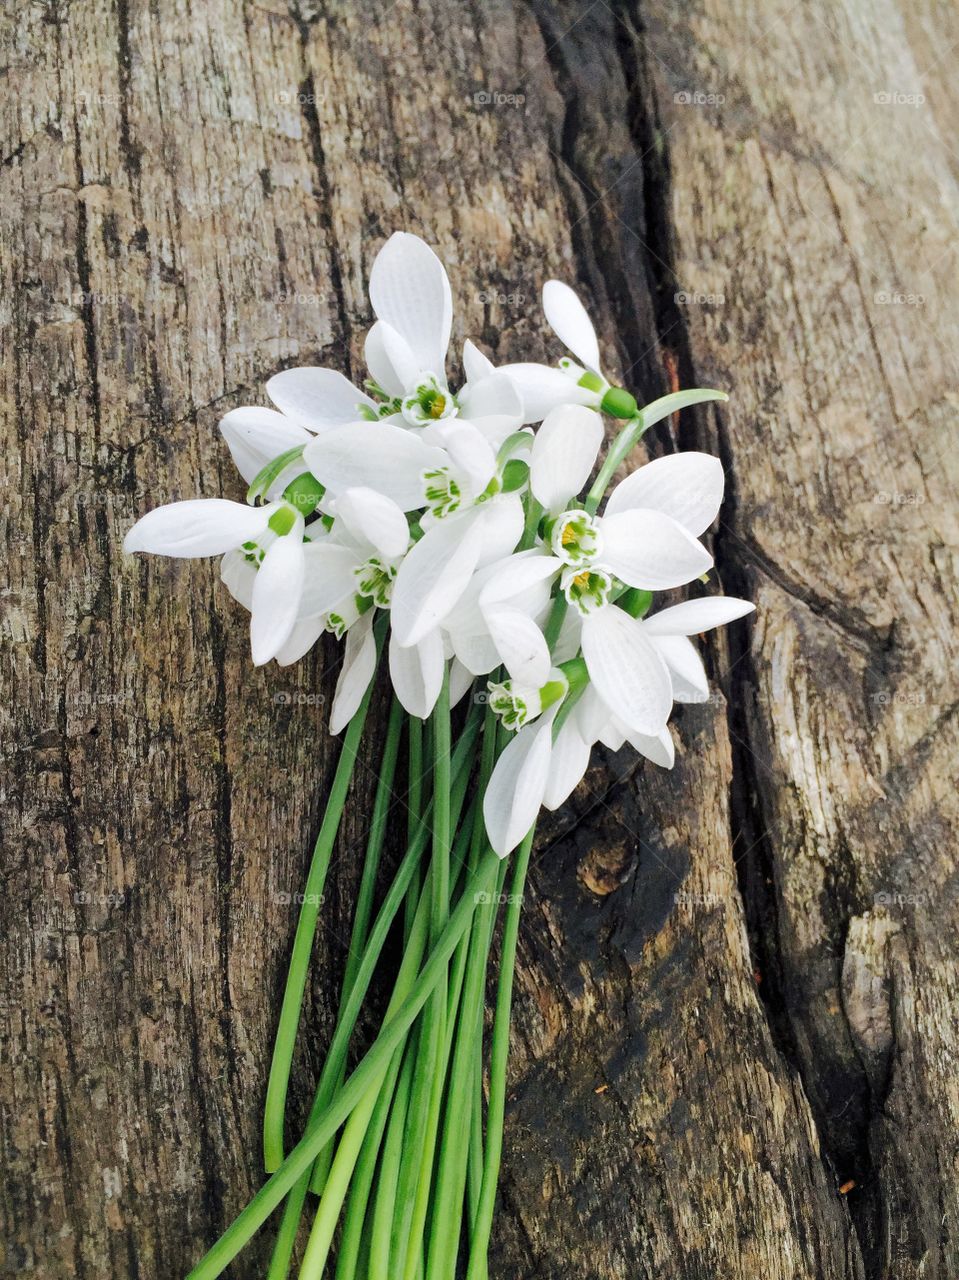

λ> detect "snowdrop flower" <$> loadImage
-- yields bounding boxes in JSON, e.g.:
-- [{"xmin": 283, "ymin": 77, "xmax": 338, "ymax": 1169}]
[
  {"xmin": 525, "ymin": 411, "xmax": 725, "ymax": 735},
  {"xmin": 124, "ymin": 497, "xmax": 307, "ymax": 666},
  {"xmin": 500, "ymin": 281, "xmax": 639, "ymax": 424},
  {"xmin": 481, "ymin": 677, "xmax": 672, "ymax": 857},
  {"xmin": 299, "ymin": 234, "xmax": 525, "ymax": 511},
  {"xmin": 640, "ymin": 596, "xmax": 755, "ymax": 702},
  {"xmin": 484, "ymin": 593, "xmax": 753, "ymax": 857}
]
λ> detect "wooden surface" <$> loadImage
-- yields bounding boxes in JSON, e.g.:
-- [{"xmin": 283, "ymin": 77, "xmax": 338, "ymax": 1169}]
[{"xmin": 3, "ymin": 0, "xmax": 957, "ymax": 1276}]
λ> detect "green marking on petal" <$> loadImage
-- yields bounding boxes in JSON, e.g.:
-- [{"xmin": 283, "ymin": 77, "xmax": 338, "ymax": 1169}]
[
  {"xmin": 268, "ymin": 504, "xmax": 298, "ymax": 537},
  {"xmin": 423, "ymin": 468, "xmax": 462, "ymax": 518}
]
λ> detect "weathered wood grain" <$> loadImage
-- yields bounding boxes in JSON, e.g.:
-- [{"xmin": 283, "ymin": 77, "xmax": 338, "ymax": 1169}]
[{"xmin": 1, "ymin": 1, "xmax": 956, "ymax": 1277}]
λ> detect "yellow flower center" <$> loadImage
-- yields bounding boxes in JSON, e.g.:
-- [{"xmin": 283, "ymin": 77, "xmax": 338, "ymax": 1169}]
[{"xmin": 429, "ymin": 394, "xmax": 447, "ymax": 419}]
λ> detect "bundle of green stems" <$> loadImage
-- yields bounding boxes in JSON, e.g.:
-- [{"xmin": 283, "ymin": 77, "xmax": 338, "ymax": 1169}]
[{"xmin": 188, "ymin": 661, "xmax": 532, "ymax": 1280}]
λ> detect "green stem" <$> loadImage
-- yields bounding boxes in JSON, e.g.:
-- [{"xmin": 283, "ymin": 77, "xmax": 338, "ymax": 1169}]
[
  {"xmin": 425, "ymin": 876, "xmax": 494, "ymax": 1277},
  {"xmin": 466, "ymin": 826, "xmax": 535, "ymax": 1280},
  {"xmin": 466, "ymin": 1039, "xmax": 484, "ymax": 1234},
  {"xmin": 384, "ymin": 804, "xmax": 478, "ymax": 1270},
  {"xmin": 425, "ymin": 711, "xmax": 498, "ymax": 1276},
  {"xmin": 366, "ymin": 1029, "xmax": 419, "ymax": 1277},
  {"xmin": 296, "ymin": 876, "xmax": 432, "ymax": 1279},
  {"xmin": 306, "ymin": 696, "xmax": 405, "ymax": 1199},
  {"xmin": 186, "ymin": 853, "xmax": 501, "ymax": 1280},
  {"xmin": 295, "ymin": 710, "xmax": 478, "ymax": 1199},
  {"xmin": 394, "ymin": 677, "xmax": 454, "ymax": 1280},
  {"xmin": 405, "ymin": 716, "xmax": 424, "ymax": 938},
  {"xmin": 333, "ymin": 1027, "xmax": 417, "ymax": 1280},
  {"xmin": 262, "ymin": 634, "xmax": 382, "ymax": 1173},
  {"xmin": 266, "ymin": 699, "xmax": 406, "ymax": 1279}
]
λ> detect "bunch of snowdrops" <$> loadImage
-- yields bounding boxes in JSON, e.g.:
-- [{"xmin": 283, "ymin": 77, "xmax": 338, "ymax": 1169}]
[{"xmin": 125, "ymin": 232, "xmax": 752, "ymax": 1279}]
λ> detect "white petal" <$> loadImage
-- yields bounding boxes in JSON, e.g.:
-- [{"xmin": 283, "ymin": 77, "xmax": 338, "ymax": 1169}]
[
  {"xmin": 332, "ymin": 488, "xmax": 410, "ymax": 559},
  {"xmin": 218, "ymin": 406, "xmax": 313, "ymax": 488},
  {"xmin": 485, "ymin": 605, "xmax": 551, "ymax": 687},
  {"xmin": 581, "ymin": 605, "xmax": 672, "ymax": 736},
  {"xmin": 456, "ymin": 371, "xmax": 524, "ymax": 445},
  {"xmin": 649, "ymin": 635, "xmax": 709, "ymax": 700},
  {"xmin": 303, "ymin": 422, "xmax": 446, "ymax": 511},
  {"xmin": 275, "ymin": 616, "xmax": 326, "ymax": 667},
  {"xmin": 462, "ymin": 338, "xmax": 495, "ymax": 385},
  {"xmin": 372, "ymin": 320, "xmax": 422, "ymax": 392},
  {"xmin": 498, "ymin": 363, "xmax": 597, "ymax": 424},
  {"xmin": 391, "ymin": 510, "xmax": 487, "ymax": 647},
  {"xmin": 575, "ymin": 685, "xmax": 613, "ymax": 745},
  {"xmin": 474, "ymin": 493, "xmax": 525, "ymax": 567},
  {"xmin": 597, "ymin": 720, "xmax": 626, "ymax": 751},
  {"xmin": 330, "ymin": 613, "xmax": 377, "ymax": 732},
  {"xmin": 123, "ymin": 499, "xmax": 271, "ymax": 558},
  {"xmin": 369, "ymin": 232, "xmax": 452, "ymax": 377},
  {"xmin": 298, "ymin": 543, "xmax": 359, "ymax": 618},
  {"xmin": 266, "ymin": 368, "xmax": 376, "ymax": 431},
  {"xmin": 389, "ymin": 628, "xmax": 445, "ymax": 719},
  {"xmin": 550, "ymin": 608, "xmax": 583, "ymax": 665},
  {"xmin": 604, "ymin": 452, "xmax": 725, "ymax": 535},
  {"xmin": 478, "ymin": 551, "xmax": 563, "ymax": 607},
  {"xmin": 542, "ymin": 280, "xmax": 601, "ymax": 371},
  {"xmin": 425, "ymin": 421, "xmax": 497, "ymax": 496},
  {"xmin": 643, "ymin": 596, "xmax": 755, "ymax": 636},
  {"xmin": 448, "ymin": 628, "xmax": 500, "ymax": 676},
  {"xmin": 624, "ymin": 724, "xmax": 675, "ymax": 768},
  {"xmin": 364, "ymin": 321, "xmax": 411, "ymax": 397},
  {"xmin": 220, "ymin": 549, "xmax": 256, "ymax": 610},
  {"xmin": 542, "ymin": 714, "xmax": 592, "ymax": 810},
  {"xmin": 251, "ymin": 533, "xmax": 305, "ymax": 666},
  {"xmin": 448, "ymin": 657, "xmax": 475, "ymax": 707},
  {"xmin": 530, "ymin": 404, "xmax": 604, "ymax": 511},
  {"xmin": 599, "ymin": 509, "xmax": 713, "ymax": 589},
  {"xmin": 483, "ymin": 708, "xmax": 558, "ymax": 857}
]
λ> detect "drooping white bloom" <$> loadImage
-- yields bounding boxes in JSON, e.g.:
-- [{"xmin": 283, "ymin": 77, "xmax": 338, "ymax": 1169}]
[
  {"xmin": 218, "ymin": 406, "xmax": 315, "ymax": 498},
  {"xmin": 124, "ymin": 498, "xmax": 306, "ymax": 666},
  {"xmin": 300, "ymin": 235, "xmax": 526, "ymax": 511},
  {"xmin": 527, "ymin": 423, "xmax": 726, "ymax": 735},
  {"xmin": 482, "ymin": 682, "xmax": 675, "ymax": 858},
  {"xmin": 500, "ymin": 281, "xmax": 637, "ymax": 424},
  {"xmin": 641, "ymin": 596, "xmax": 755, "ymax": 701},
  {"xmin": 484, "ymin": 593, "xmax": 754, "ymax": 856}
]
